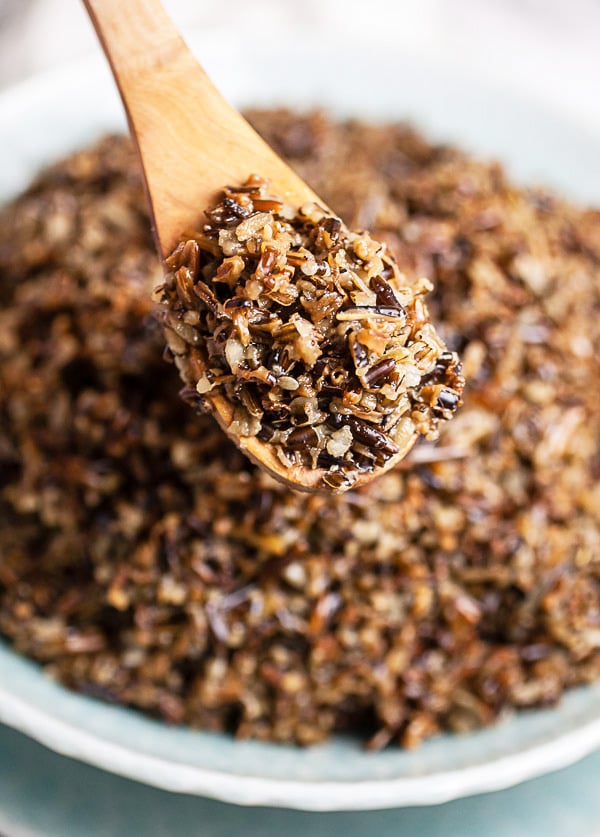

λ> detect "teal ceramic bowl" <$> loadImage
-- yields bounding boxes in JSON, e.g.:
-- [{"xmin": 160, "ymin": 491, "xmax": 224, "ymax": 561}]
[{"xmin": 1, "ymin": 31, "xmax": 599, "ymax": 810}]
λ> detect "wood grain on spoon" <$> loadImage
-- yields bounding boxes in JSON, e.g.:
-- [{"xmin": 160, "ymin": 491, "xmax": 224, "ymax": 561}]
[
  {"xmin": 83, "ymin": 0, "xmax": 325, "ymax": 257},
  {"xmin": 82, "ymin": 0, "xmax": 433, "ymax": 493}
]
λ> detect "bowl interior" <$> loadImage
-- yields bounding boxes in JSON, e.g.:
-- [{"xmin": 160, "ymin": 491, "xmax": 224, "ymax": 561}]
[{"xmin": 0, "ymin": 30, "xmax": 599, "ymax": 811}]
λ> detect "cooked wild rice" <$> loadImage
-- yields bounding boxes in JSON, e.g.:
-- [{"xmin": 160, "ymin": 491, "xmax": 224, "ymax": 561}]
[
  {"xmin": 0, "ymin": 113, "xmax": 599, "ymax": 749},
  {"xmin": 157, "ymin": 177, "xmax": 463, "ymax": 491}
]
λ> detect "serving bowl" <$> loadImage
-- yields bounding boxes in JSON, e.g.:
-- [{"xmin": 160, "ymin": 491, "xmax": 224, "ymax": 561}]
[{"xmin": 0, "ymin": 28, "xmax": 599, "ymax": 811}]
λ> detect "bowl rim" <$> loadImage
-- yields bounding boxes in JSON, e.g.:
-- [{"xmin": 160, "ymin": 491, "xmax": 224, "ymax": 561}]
[
  {"xmin": 1, "ymin": 44, "xmax": 600, "ymax": 811},
  {"xmin": 1, "ymin": 669, "xmax": 600, "ymax": 810}
]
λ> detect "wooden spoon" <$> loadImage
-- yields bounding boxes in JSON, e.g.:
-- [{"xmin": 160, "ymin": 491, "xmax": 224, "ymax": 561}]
[{"xmin": 83, "ymin": 0, "xmax": 419, "ymax": 492}]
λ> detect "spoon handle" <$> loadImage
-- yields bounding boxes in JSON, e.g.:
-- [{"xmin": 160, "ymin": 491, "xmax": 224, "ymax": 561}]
[{"xmin": 83, "ymin": 0, "xmax": 319, "ymax": 255}]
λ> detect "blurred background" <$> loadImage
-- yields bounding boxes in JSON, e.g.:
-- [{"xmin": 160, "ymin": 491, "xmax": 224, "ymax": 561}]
[{"xmin": 1, "ymin": 0, "xmax": 600, "ymax": 135}]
